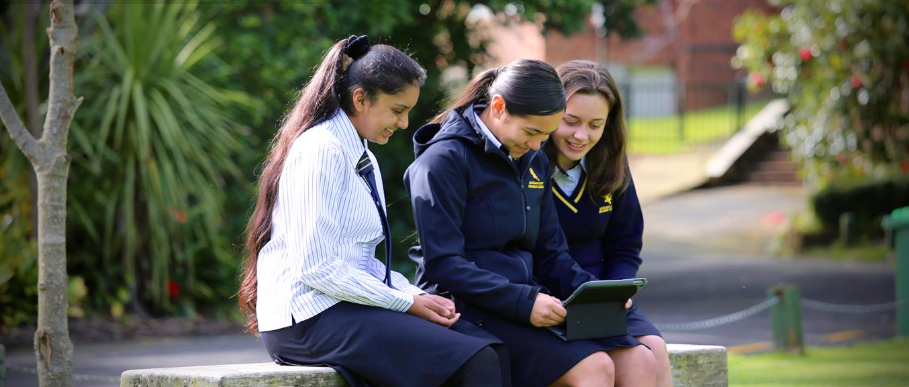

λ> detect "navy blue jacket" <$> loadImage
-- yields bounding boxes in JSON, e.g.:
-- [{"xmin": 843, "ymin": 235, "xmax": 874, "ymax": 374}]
[
  {"xmin": 552, "ymin": 170, "xmax": 644, "ymax": 280},
  {"xmin": 404, "ymin": 105, "xmax": 595, "ymax": 325}
]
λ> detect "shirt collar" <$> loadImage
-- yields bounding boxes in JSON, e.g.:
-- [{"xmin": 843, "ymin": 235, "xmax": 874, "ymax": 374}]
[
  {"xmin": 327, "ymin": 109, "xmax": 368, "ymax": 167},
  {"xmin": 473, "ymin": 108, "xmax": 504, "ymax": 149},
  {"xmin": 555, "ymin": 157, "xmax": 587, "ymax": 176},
  {"xmin": 472, "ymin": 106, "xmax": 513, "ymax": 160}
]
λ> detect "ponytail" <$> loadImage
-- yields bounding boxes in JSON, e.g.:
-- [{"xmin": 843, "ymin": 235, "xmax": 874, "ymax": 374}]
[{"xmin": 431, "ymin": 67, "xmax": 499, "ymax": 124}]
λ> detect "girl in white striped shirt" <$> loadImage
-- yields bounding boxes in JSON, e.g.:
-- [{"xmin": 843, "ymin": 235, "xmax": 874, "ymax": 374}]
[{"xmin": 237, "ymin": 36, "xmax": 507, "ymax": 387}]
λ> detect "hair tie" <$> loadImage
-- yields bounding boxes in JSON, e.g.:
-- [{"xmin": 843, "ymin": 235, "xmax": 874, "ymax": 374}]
[
  {"xmin": 344, "ymin": 35, "xmax": 371, "ymax": 59},
  {"xmin": 341, "ymin": 35, "xmax": 371, "ymax": 72}
]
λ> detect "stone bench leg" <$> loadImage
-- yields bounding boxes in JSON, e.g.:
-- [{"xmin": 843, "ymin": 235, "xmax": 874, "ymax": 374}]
[{"xmin": 668, "ymin": 344, "xmax": 728, "ymax": 387}]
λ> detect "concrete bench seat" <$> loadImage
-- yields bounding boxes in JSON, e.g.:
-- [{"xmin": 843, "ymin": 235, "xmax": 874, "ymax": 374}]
[{"xmin": 121, "ymin": 344, "xmax": 727, "ymax": 387}]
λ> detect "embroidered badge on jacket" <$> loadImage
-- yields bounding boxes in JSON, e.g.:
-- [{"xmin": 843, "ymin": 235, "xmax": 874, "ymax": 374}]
[
  {"xmin": 527, "ymin": 167, "xmax": 545, "ymax": 189},
  {"xmin": 599, "ymin": 193, "xmax": 613, "ymax": 213}
]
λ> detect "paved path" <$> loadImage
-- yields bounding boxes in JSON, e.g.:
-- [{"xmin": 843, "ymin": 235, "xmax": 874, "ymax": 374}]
[
  {"xmin": 636, "ymin": 185, "xmax": 895, "ymax": 352},
  {"xmin": 3, "ymin": 186, "xmax": 898, "ymax": 387}
]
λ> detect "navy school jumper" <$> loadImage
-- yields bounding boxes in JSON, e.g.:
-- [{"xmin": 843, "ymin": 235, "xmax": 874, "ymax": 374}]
[
  {"xmin": 404, "ymin": 105, "xmax": 597, "ymax": 323},
  {"xmin": 551, "ymin": 169, "xmax": 643, "ymax": 280},
  {"xmin": 552, "ymin": 169, "xmax": 662, "ymax": 339}
]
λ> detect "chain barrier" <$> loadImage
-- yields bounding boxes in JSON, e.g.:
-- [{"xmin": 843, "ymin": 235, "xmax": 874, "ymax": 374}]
[
  {"xmin": 654, "ymin": 295, "xmax": 908, "ymax": 332},
  {"xmin": 5, "ymin": 363, "xmax": 121, "ymax": 384},
  {"xmin": 800, "ymin": 298, "xmax": 909, "ymax": 314},
  {"xmin": 654, "ymin": 297, "xmax": 779, "ymax": 332}
]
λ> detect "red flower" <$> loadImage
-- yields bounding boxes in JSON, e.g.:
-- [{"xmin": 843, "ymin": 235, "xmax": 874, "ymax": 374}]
[
  {"xmin": 170, "ymin": 208, "xmax": 187, "ymax": 223},
  {"xmin": 836, "ymin": 152, "xmax": 849, "ymax": 165},
  {"xmin": 901, "ymin": 160, "xmax": 909, "ymax": 174},
  {"xmin": 799, "ymin": 47, "xmax": 812, "ymax": 61},
  {"xmin": 904, "ymin": 61, "xmax": 909, "ymax": 72},
  {"xmin": 838, "ymin": 39, "xmax": 848, "ymax": 51},
  {"xmin": 167, "ymin": 280, "xmax": 181, "ymax": 299},
  {"xmin": 850, "ymin": 74, "xmax": 862, "ymax": 88},
  {"xmin": 749, "ymin": 72, "xmax": 765, "ymax": 87}
]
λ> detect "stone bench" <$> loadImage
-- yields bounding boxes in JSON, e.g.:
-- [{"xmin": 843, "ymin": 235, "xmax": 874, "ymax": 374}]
[{"xmin": 121, "ymin": 344, "xmax": 727, "ymax": 387}]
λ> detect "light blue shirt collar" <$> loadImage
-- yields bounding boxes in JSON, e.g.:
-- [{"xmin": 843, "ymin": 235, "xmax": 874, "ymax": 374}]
[{"xmin": 473, "ymin": 109, "xmax": 511, "ymax": 160}]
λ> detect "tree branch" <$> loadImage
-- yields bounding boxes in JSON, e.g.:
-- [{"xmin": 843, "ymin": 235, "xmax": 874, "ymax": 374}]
[{"xmin": 0, "ymin": 81, "xmax": 41, "ymax": 163}]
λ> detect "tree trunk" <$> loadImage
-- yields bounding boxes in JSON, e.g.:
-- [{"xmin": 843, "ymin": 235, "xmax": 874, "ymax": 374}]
[
  {"xmin": 0, "ymin": 1, "xmax": 80, "ymax": 386},
  {"xmin": 23, "ymin": 1, "xmax": 42, "ymax": 240}
]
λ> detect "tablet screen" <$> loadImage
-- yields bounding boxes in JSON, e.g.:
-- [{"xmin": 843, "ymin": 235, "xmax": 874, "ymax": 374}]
[{"xmin": 563, "ymin": 278, "xmax": 648, "ymax": 306}]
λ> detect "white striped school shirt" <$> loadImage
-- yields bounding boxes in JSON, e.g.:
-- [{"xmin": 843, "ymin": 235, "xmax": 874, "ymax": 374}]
[{"xmin": 256, "ymin": 109, "xmax": 425, "ymax": 332}]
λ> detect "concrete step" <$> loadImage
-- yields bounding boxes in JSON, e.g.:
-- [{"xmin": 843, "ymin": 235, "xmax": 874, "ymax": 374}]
[
  {"xmin": 746, "ymin": 170, "xmax": 800, "ymax": 184},
  {"xmin": 763, "ymin": 151, "xmax": 794, "ymax": 162},
  {"xmin": 751, "ymin": 160, "xmax": 799, "ymax": 173}
]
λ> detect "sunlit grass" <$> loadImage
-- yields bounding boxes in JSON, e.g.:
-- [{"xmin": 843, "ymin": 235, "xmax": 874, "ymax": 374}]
[
  {"xmin": 628, "ymin": 101, "xmax": 769, "ymax": 154},
  {"xmin": 728, "ymin": 338, "xmax": 909, "ymax": 387}
]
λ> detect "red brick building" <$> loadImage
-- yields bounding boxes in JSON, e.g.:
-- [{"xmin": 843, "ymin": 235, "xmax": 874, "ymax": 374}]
[
  {"xmin": 484, "ymin": 0, "xmax": 779, "ymax": 115},
  {"xmin": 547, "ymin": 0, "xmax": 779, "ymax": 112}
]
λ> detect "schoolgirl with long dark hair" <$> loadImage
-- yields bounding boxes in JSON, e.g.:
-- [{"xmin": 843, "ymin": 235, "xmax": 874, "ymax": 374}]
[
  {"xmin": 544, "ymin": 60, "xmax": 671, "ymax": 386},
  {"xmin": 406, "ymin": 59, "xmax": 657, "ymax": 387},
  {"xmin": 238, "ymin": 35, "xmax": 508, "ymax": 387}
]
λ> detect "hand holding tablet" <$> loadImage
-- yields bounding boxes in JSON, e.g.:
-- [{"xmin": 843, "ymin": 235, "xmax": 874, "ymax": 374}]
[{"xmin": 546, "ymin": 278, "xmax": 648, "ymax": 341}]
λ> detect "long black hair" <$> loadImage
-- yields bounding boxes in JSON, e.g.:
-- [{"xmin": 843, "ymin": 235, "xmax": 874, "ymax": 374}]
[
  {"xmin": 239, "ymin": 36, "xmax": 425, "ymax": 335},
  {"xmin": 432, "ymin": 59, "xmax": 565, "ymax": 123}
]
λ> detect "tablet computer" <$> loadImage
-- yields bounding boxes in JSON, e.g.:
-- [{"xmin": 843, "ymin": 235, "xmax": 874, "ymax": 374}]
[{"xmin": 546, "ymin": 278, "xmax": 648, "ymax": 341}]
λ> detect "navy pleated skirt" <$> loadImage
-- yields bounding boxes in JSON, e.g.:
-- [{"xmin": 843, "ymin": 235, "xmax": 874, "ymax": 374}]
[
  {"xmin": 260, "ymin": 302, "xmax": 501, "ymax": 387},
  {"xmin": 458, "ymin": 302, "xmax": 650, "ymax": 387},
  {"xmin": 626, "ymin": 303, "xmax": 663, "ymax": 338}
]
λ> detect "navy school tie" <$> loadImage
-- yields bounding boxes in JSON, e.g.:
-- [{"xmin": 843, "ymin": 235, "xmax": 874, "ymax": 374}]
[{"xmin": 357, "ymin": 151, "xmax": 394, "ymax": 288}]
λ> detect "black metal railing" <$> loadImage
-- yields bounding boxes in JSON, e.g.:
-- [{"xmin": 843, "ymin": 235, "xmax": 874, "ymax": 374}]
[{"xmin": 620, "ymin": 79, "xmax": 779, "ymax": 154}]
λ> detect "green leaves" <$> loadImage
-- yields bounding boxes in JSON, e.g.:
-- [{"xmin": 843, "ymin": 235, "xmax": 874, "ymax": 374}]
[
  {"xmin": 68, "ymin": 1, "xmax": 257, "ymax": 314},
  {"xmin": 733, "ymin": 0, "xmax": 909, "ymax": 190}
]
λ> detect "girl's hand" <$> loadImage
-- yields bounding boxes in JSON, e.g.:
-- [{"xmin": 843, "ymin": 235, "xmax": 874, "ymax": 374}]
[
  {"xmin": 625, "ymin": 299, "xmax": 633, "ymax": 309},
  {"xmin": 423, "ymin": 294, "xmax": 456, "ymax": 316},
  {"xmin": 407, "ymin": 294, "xmax": 460, "ymax": 327},
  {"xmin": 530, "ymin": 293, "xmax": 567, "ymax": 327}
]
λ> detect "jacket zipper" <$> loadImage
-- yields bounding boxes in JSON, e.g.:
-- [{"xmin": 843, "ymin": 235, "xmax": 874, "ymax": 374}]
[{"xmin": 517, "ymin": 151, "xmax": 538, "ymax": 241}]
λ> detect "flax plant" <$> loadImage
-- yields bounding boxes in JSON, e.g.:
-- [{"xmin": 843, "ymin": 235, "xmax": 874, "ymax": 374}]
[{"xmin": 70, "ymin": 2, "xmax": 256, "ymax": 314}]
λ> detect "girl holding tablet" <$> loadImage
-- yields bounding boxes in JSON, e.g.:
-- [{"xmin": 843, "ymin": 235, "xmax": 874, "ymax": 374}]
[
  {"xmin": 406, "ymin": 59, "xmax": 656, "ymax": 387},
  {"xmin": 239, "ymin": 36, "xmax": 507, "ymax": 387},
  {"xmin": 545, "ymin": 60, "xmax": 672, "ymax": 387}
]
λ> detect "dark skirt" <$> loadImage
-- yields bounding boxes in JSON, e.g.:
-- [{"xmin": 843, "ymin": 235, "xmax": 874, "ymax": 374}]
[
  {"xmin": 260, "ymin": 302, "xmax": 501, "ymax": 387},
  {"xmin": 626, "ymin": 303, "xmax": 663, "ymax": 338},
  {"xmin": 459, "ymin": 303, "xmax": 644, "ymax": 387}
]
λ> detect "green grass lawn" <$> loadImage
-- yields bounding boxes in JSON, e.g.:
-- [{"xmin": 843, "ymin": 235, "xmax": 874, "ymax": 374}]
[
  {"xmin": 729, "ymin": 338, "xmax": 909, "ymax": 387},
  {"xmin": 800, "ymin": 242, "xmax": 893, "ymax": 263},
  {"xmin": 628, "ymin": 100, "xmax": 769, "ymax": 154}
]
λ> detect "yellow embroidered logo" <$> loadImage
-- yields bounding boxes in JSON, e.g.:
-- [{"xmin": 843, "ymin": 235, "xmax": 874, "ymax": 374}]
[
  {"xmin": 527, "ymin": 168, "xmax": 544, "ymax": 189},
  {"xmin": 599, "ymin": 193, "xmax": 613, "ymax": 213}
]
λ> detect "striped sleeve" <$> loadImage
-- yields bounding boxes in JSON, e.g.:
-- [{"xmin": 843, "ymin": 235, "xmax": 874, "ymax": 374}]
[
  {"xmin": 280, "ymin": 144, "xmax": 414, "ymax": 312},
  {"xmin": 365, "ymin": 258, "xmax": 426, "ymax": 296}
]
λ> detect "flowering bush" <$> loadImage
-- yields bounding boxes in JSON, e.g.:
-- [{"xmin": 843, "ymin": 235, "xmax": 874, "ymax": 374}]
[{"xmin": 733, "ymin": 0, "xmax": 909, "ymax": 190}]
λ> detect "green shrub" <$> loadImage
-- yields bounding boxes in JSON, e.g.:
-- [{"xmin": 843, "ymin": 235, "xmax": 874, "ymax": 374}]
[
  {"xmin": 733, "ymin": 0, "xmax": 909, "ymax": 190},
  {"xmin": 811, "ymin": 177, "xmax": 909, "ymax": 236}
]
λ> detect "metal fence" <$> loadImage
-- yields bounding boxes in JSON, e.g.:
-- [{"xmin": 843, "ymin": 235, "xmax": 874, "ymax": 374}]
[{"xmin": 620, "ymin": 79, "xmax": 779, "ymax": 154}]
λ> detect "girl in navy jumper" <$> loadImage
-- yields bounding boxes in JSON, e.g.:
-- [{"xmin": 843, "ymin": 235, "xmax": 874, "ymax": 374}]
[
  {"xmin": 544, "ymin": 60, "xmax": 672, "ymax": 387},
  {"xmin": 406, "ymin": 59, "xmax": 656, "ymax": 387},
  {"xmin": 238, "ymin": 36, "xmax": 508, "ymax": 387}
]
